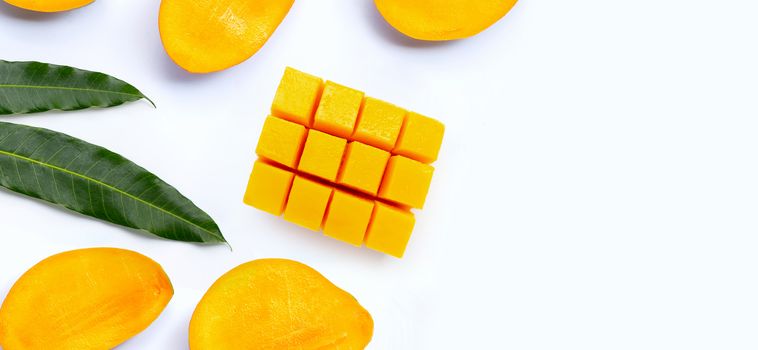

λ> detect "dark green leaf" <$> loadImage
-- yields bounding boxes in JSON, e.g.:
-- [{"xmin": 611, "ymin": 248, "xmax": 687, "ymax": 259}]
[
  {"xmin": 0, "ymin": 121, "xmax": 226, "ymax": 244},
  {"xmin": 0, "ymin": 60, "xmax": 153, "ymax": 115}
]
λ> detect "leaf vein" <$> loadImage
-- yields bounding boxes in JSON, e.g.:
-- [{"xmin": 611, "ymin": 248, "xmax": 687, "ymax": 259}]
[
  {"xmin": 0, "ymin": 149, "xmax": 222, "ymax": 241},
  {"xmin": 0, "ymin": 84, "xmax": 144, "ymax": 99}
]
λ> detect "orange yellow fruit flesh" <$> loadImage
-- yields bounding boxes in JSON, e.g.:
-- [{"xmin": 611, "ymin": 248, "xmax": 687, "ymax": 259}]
[
  {"xmin": 4, "ymin": 0, "xmax": 93, "ymax": 12},
  {"xmin": 243, "ymin": 160, "xmax": 295, "ymax": 215},
  {"xmin": 365, "ymin": 203, "xmax": 416, "ymax": 258},
  {"xmin": 298, "ymin": 129, "xmax": 347, "ymax": 182},
  {"xmin": 394, "ymin": 112, "xmax": 445, "ymax": 163},
  {"xmin": 374, "ymin": 0, "xmax": 518, "ymax": 41},
  {"xmin": 378, "ymin": 155, "xmax": 435, "ymax": 209},
  {"xmin": 272, "ymin": 67, "xmax": 324, "ymax": 126},
  {"xmin": 313, "ymin": 81, "xmax": 365, "ymax": 138},
  {"xmin": 338, "ymin": 141, "xmax": 390, "ymax": 196},
  {"xmin": 159, "ymin": 0, "xmax": 295, "ymax": 73},
  {"xmin": 0, "ymin": 248, "xmax": 173, "ymax": 350},
  {"xmin": 255, "ymin": 115, "xmax": 307, "ymax": 169},
  {"xmin": 324, "ymin": 190, "xmax": 376, "ymax": 246},
  {"xmin": 353, "ymin": 97, "xmax": 407, "ymax": 151},
  {"xmin": 189, "ymin": 259, "xmax": 374, "ymax": 349},
  {"xmin": 283, "ymin": 176, "xmax": 334, "ymax": 230},
  {"xmin": 244, "ymin": 67, "xmax": 444, "ymax": 257}
]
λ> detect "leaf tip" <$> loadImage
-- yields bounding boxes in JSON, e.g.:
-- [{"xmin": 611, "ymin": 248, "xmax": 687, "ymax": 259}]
[{"xmin": 142, "ymin": 95, "xmax": 157, "ymax": 108}]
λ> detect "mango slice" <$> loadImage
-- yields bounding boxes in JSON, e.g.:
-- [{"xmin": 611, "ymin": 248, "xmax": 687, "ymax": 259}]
[
  {"xmin": 0, "ymin": 248, "xmax": 173, "ymax": 350},
  {"xmin": 4, "ymin": 0, "xmax": 93, "ymax": 12},
  {"xmin": 374, "ymin": 0, "xmax": 518, "ymax": 41},
  {"xmin": 159, "ymin": 0, "xmax": 295, "ymax": 73},
  {"xmin": 190, "ymin": 259, "xmax": 374, "ymax": 349}
]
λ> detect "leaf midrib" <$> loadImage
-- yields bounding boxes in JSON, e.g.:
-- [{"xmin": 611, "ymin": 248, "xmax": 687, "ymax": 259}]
[
  {"xmin": 0, "ymin": 149, "xmax": 223, "ymax": 242},
  {"xmin": 0, "ymin": 84, "xmax": 143, "ymax": 99}
]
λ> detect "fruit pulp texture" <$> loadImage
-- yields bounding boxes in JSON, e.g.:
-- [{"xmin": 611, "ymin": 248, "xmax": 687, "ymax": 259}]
[{"xmin": 245, "ymin": 68, "xmax": 445, "ymax": 257}]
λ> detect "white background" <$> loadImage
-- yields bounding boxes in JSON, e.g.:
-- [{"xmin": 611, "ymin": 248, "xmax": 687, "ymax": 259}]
[{"xmin": 1, "ymin": 0, "xmax": 758, "ymax": 349}]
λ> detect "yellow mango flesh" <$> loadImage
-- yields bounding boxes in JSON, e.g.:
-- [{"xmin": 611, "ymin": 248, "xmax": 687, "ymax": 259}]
[
  {"xmin": 298, "ymin": 129, "xmax": 348, "ymax": 182},
  {"xmin": 159, "ymin": 0, "xmax": 295, "ymax": 73},
  {"xmin": 0, "ymin": 248, "xmax": 173, "ymax": 350},
  {"xmin": 378, "ymin": 155, "xmax": 435, "ymax": 209},
  {"xmin": 244, "ymin": 68, "xmax": 447, "ymax": 257},
  {"xmin": 190, "ymin": 259, "xmax": 374, "ymax": 349},
  {"xmin": 4, "ymin": 0, "xmax": 93, "ymax": 12},
  {"xmin": 283, "ymin": 176, "xmax": 334, "ymax": 230},
  {"xmin": 374, "ymin": 0, "xmax": 518, "ymax": 41}
]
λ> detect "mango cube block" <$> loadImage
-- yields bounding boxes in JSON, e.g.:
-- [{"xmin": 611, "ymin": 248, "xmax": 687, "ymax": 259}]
[
  {"xmin": 271, "ymin": 67, "xmax": 324, "ymax": 126},
  {"xmin": 338, "ymin": 141, "xmax": 390, "ymax": 196},
  {"xmin": 243, "ymin": 161, "xmax": 295, "ymax": 216},
  {"xmin": 256, "ymin": 116, "xmax": 307, "ymax": 169},
  {"xmin": 323, "ymin": 190, "xmax": 375, "ymax": 246},
  {"xmin": 313, "ymin": 81, "xmax": 365, "ymax": 139},
  {"xmin": 298, "ymin": 129, "xmax": 347, "ymax": 182},
  {"xmin": 378, "ymin": 156, "xmax": 434, "ymax": 209},
  {"xmin": 353, "ymin": 97, "xmax": 407, "ymax": 151},
  {"xmin": 246, "ymin": 68, "xmax": 446, "ymax": 257},
  {"xmin": 365, "ymin": 203, "xmax": 416, "ymax": 258},
  {"xmin": 394, "ymin": 112, "xmax": 445, "ymax": 164},
  {"xmin": 284, "ymin": 176, "xmax": 334, "ymax": 231}
]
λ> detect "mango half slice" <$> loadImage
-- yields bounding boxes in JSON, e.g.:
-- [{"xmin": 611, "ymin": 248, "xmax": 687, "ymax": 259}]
[
  {"xmin": 375, "ymin": 0, "xmax": 518, "ymax": 41},
  {"xmin": 0, "ymin": 248, "xmax": 173, "ymax": 350},
  {"xmin": 159, "ymin": 0, "xmax": 295, "ymax": 73},
  {"xmin": 3, "ymin": 0, "xmax": 93, "ymax": 12},
  {"xmin": 190, "ymin": 259, "xmax": 374, "ymax": 349}
]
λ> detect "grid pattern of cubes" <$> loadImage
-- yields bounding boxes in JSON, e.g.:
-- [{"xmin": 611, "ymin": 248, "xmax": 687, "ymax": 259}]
[{"xmin": 244, "ymin": 67, "xmax": 444, "ymax": 258}]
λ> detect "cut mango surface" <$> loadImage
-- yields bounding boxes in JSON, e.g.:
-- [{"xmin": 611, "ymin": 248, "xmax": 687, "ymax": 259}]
[
  {"xmin": 189, "ymin": 259, "xmax": 373, "ymax": 349},
  {"xmin": 395, "ymin": 112, "xmax": 445, "ymax": 163},
  {"xmin": 354, "ymin": 97, "xmax": 407, "ymax": 151},
  {"xmin": 159, "ymin": 0, "xmax": 295, "ymax": 73},
  {"xmin": 284, "ymin": 176, "xmax": 334, "ymax": 231},
  {"xmin": 299, "ymin": 129, "xmax": 347, "ymax": 182},
  {"xmin": 314, "ymin": 81, "xmax": 365, "ymax": 138},
  {"xmin": 0, "ymin": 248, "xmax": 173, "ymax": 350},
  {"xmin": 375, "ymin": 0, "xmax": 518, "ymax": 41},
  {"xmin": 272, "ymin": 67, "xmax": 324, "ymax": 126},
  {"xmin": 365, "ymin": 203, "xmax": 416, "ymax": 258},
  {"xmin": 4, "ymin": 0, "xmax": 93, "ymax": 12},
  {"xmin": 338, "ymin": 141, "xmax": 390, "ymax": 196},
  {"xmin": 243, "ymin": 160, "xmax": 295, "ymax": 215},
  {"xmin": 244, "ymin": 67, "xmax": 445, "ymax": 257},
  {"xmin": 256, "ymin": 115, "xmax": 307, "ymax": 169},
  {"xmin": 378, "ymin": 155, "xmax": 435, "ymax": 209},
  {"xmin": 324, "ymin": 190, "xmax": 375, "ymax": 247}
]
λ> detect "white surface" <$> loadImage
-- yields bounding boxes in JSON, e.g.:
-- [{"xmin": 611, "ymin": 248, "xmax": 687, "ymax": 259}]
[{"xmin": 1, "ymin": 0, "xmax": 758, "ymax": 349}]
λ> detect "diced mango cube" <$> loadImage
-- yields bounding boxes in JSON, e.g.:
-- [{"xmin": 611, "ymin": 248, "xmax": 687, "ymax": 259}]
[
  {"xmin": 323, "ymin": 190, "xmax": 375, "ymax": 246},
  {"xmin": 378, "ymin": 156, "xmax": 434, "ymax": 209},
  {"xmin": 365, "ymin": 203, "xmax": 415, "ymax": 258},
  {"xmin": 284, "ymin": 176, "xmax": 334, "ymax": 230},
  {"xmin": 394, "ymin": 112, "xmax": 445, "ymax": 163},
  {"xmin": 243, "ymin": 161, "xmax": 295, "ymax": 215},
  {"xmin": 313, "ymin": 81, "xmax": 365, "ymax": 139},
  {"xmin": 271, "ymin": 67, "xmax": 324, "ymax": 126},
  {"xmin": 337, "ymin": 141, "xmax": 390, "ymax": 196},
  {"xmin": 353, "ymin": 97, "xmax": 406, "ymax": 151},
  {"xmin": 298, "ymin": 129, "xmax": 347, "ymax": 182},
  {"xmin": 255, "ymin": 116, "xmax": 307, "ymax": 169}
]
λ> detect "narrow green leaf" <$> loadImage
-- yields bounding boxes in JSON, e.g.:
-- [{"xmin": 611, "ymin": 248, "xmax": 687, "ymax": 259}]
[
  {"xmin": 0, "ymin": 121, "xmax": 226, "ymax": 244},
  {"xmin": 0, "ymin": 60, "xmax": 153, "ymax": 115}
]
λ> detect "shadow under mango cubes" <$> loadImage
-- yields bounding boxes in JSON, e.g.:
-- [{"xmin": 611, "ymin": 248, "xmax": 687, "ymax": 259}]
[{"xmin": 244, "ymin": 67, "xmax": 444, "ymax": 258}]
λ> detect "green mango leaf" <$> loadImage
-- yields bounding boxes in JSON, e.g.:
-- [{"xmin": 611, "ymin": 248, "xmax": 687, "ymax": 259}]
[
  {"xmin": 0, "ymin": 60, "xmax": 153, "ymax": 115},
  {"xmin": 0, "ymin": 121, "xmax": 226, "ymax": 244}
]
